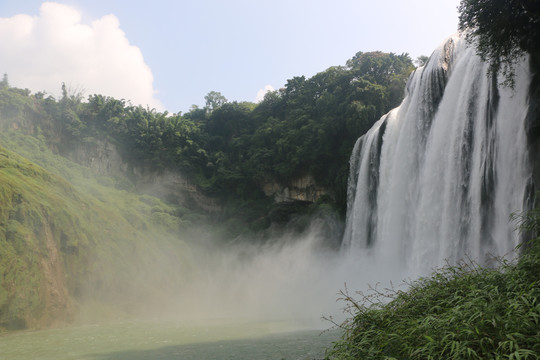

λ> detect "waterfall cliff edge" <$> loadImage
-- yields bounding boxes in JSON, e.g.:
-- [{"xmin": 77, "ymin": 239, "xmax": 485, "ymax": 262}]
[{"xmin": 343, "ymin": 34, "xmax": 532, "ymax": 276}]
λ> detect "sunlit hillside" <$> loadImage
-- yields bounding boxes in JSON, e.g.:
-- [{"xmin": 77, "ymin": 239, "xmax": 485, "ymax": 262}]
[{"xmin": 0, "ymin": 134, "xmax": 197, "ymax": 330}]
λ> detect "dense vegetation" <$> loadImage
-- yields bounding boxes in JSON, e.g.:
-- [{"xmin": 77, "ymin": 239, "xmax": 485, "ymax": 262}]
[
  {"xmin": 0, "ymin": 51, "xmax": 413, "ymax": 220},
  {"xmin": 325, "ymin": 211, "xmax": 540, "ymax": 360},
  {"xmin": 458, "ymin": 0, "xmax": 540, "ymax": 87},
  {"xmin": 0, "ymin": 132, "xmax": 201, "ymax": 330}
]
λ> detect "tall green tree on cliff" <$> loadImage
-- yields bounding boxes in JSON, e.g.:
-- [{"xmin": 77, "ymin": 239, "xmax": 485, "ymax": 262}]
[{"xmin": 458, "ymin": 0, "xmax": 540, "ymax": 87}]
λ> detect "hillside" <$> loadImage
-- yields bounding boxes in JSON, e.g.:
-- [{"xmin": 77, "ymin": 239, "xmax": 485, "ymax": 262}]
[
  {"xmin": 0, "ymin": 139, "xmax": 196, "ymax": 330},
  {"xmin": 0, "ymin": 51, "xmax": 414, "ymax": 219}
]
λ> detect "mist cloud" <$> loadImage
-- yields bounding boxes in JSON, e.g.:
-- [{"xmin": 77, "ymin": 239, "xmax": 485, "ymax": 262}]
[{"xmin": 0, "ymin": 2, "xmax": 163, "ymax": 110}]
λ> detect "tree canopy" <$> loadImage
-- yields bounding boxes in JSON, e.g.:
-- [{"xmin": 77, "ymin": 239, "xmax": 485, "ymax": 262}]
[
  {"xmin": 458, "ymin": 0, "xmax": 540, "ymax": 86},
  {"xmin": 0, "ymin": 51, "xmax": 414, "ymax": 217}
]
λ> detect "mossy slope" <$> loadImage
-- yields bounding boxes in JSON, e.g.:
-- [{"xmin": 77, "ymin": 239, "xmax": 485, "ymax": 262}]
[{"xmin": 0, "ymin": 143, "xmax": 191, "ymax": 331}]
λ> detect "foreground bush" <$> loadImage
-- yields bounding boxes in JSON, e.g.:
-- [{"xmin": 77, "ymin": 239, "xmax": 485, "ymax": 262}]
[{"xmin": 326, "ymin": 212, "xmax": 540, "ymax": 360}]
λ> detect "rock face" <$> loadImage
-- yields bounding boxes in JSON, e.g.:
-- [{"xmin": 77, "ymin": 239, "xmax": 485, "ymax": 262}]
[
  {"xmin": 526, "ymin": 58, "xmax": 540, "ymax": 205},
  {"xmin": 37, "ymin": 221, "xmax": 73, "ymax": 328},
  {"xmin": 67, "ymin": 139, "xmax": 221, "ymax": 212},
  {"xmin": 134, "ymin": 168, "xmax": 221, "ymax": 212},
  {"xmin": 262, "ymin": 175, "xmax": 328, "ymax": 203},
  {"xmin": 69, "ymin": 139, "xmax": 127, "ymax": 177},
  {"xmin": 69, "ymin": 139, "xmax": 328, "ymax": 208}
]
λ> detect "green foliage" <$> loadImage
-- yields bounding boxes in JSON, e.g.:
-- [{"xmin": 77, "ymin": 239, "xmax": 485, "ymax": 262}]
[
  {"xmin": 204, "ymin": 90, "xmax": 228, "ymax": 113},
  {"xmin": 0, "ymin": 49, "xmax": 413, "ymax": 224},
  {"xmin": 0, "ymin": 74, "xmax": 9, "ymax": 89},
  {"xmin": 327, "ymin": 255, "xmax": 540, "ymax": 359},
  {"xmin": 325, "ymin": 205, "xmax": 540, "ymax": 360},
  {"xmin": 511, "ymin": 197, "xmax": 540, "ymax": 241},
  {"xmin": 242, "ymin": 53, "xmax": 413, "ymax": 211},
  {"xmin": 458, "ymin": 0, "xmax": 540, "ymax": 87},
  {"xmin": 0, "ymin": 136, "xmax": 196, "ymax": 330},
  {"xmin": 415, "ymin": 55, "xmax": 429, "ymax": 67}
]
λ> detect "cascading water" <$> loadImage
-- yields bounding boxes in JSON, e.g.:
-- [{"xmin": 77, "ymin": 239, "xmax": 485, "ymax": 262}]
[{"xmin": 343, "ymin": 34, "xmax": 532, "ymax": 277}]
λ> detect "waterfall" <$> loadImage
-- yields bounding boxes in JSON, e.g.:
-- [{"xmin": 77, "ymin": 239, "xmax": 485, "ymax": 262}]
[{"xmin": 343, "ymin": 34, "xmax": 531, "ymax": 277}]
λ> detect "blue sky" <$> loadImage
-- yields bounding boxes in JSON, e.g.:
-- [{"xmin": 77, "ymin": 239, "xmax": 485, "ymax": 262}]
[{"xmin": 0, "ymin": 0, "xmax": 461, "ymax": 113}]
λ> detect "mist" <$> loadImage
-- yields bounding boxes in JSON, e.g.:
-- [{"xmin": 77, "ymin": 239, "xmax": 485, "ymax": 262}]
[{"xmin": 74, "ymin": 210, "xmax": 409, "ymax": 331}]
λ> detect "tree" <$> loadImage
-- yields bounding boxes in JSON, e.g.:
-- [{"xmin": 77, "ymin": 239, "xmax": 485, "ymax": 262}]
[
  {"xmin": 346, "ymin": 51, "xmax": 413, "ymax": 87},
  {"xmin": 0, "ymin": 73, "xmax": 9, "ymax": 89},
  {"xmin": 415, "ymin": 55, "xmax": 429, "ymax": 67},
  {"xmin": 458, "ymin": 0, "xmax": 540, "ymax": 87},
  {"xmin": 204, "ymin": 91, "xmax": 227, "ymax": 113}
]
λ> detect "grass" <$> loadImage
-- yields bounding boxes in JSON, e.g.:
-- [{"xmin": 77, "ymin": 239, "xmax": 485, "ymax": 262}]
[
  {"xmin": 325, "ymin": 226, "xmax": 540, "ymax": 359},
  {"xmin": 0, "ymin": 133, "xmax": 196, "ymax": 331}
]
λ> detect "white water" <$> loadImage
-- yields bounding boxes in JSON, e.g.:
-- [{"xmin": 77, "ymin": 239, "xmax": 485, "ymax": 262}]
[{"xmin": 343, "ymin": 34, "xmax": 531, "ymax": 278}]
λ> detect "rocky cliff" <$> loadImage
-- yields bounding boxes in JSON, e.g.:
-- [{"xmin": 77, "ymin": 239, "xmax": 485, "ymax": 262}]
[
  {"xmin": 69, "ymin": 137, "xmax": 329, "ymax": 209},
  {"xmin": 262, "ymin": 175, "xmax": 329, "ymax": 203},
  {"xmin": 67, "ymin": 139, "xmax": 222, "ymax": 212}
]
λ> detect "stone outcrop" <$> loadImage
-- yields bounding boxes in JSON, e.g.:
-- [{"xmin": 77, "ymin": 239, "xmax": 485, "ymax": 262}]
[
  {"xmin": 262, "ymin": 175, "xmax": 328, "ymax": 203},
  {"xmin": 68, "ymin": 139, "xmax": 329, "ymax": 209},
  {"xmin": 69, "ymin": 139, "xmax": 127, "ymax": 177},
  {"xmin": 68, "ymin": 139, "xmax": 221, "ymax": 212},
  {"xmin": 38, "ymin": 221, "xmax": 73, "ymax": 328},
  {"xmin": 134, "ymin": 168, "xmax": 221, "ymax": 212}
]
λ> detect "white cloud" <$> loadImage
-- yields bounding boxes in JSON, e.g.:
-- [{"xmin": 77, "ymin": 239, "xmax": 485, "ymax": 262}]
[
  {"xmin": 255, "ymin": 84, "xmax": 274, "ymax": 102},
  {"xmin": 0, "ymin": 2, "xmax": 163, "ymax": 110}
]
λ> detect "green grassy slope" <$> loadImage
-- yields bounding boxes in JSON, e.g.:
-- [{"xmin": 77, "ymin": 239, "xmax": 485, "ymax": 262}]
[{"xmin": 0, "ymin": 134, "xmax": 194, "ymax": 331}]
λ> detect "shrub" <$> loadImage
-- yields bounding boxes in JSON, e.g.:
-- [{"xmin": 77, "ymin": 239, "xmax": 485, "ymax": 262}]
[{"xmin": 325, "ymin": 204, "xmax": 540, "ymax": 360}]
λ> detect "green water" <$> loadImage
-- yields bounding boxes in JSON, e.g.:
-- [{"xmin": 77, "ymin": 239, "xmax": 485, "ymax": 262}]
[{"xmin": 0, "ymin": 320, "xmax": 340, "ymax": 359}]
